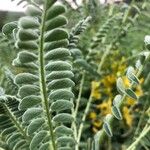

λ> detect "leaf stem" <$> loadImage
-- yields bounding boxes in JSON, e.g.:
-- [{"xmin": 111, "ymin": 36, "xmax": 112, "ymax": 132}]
[
  {"xmin": 2, "ymin": 103, "xmax": 29, "ymax": 141},
  {"xmin": 39, "ymin": 1, "xmax": 56, "ymax": 150},
  {"xmin": 97, "ymin": 44, "xmax": 112, "ymax": 74},
  {"xmin": 72, "ymin": 72, "xmax": 85, "ymax": 149},
  {"xmin": 126, "ymin": 120, "xmax": 150, "ymax": 150},
  {"xmin": 74, "ymin": 72, "xmax": 85, "ymax": 119},
  {"xmin": 133, "ymin": 95, "xmax": 149, "ymax": 138},
  {"xmin": 77, "ymin": 93, "xmax": 93, "ymax": 145}
]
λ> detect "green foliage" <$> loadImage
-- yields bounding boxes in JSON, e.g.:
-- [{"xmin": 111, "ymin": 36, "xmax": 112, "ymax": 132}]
[{"xmin": 0, "ymin": 0, "xmax": 150, "ymax": 150}]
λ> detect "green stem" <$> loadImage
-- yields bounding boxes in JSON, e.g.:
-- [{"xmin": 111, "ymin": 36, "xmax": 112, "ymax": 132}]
[
  {"xmin": 122, "ymin": 6, "xmax": 131, "ymax": 24},
  {"xmin": 133, "ymin": 95, "xmax": 149, "ymax": 138},
  {"xmin": 71, "ymin": 98, "xmax": 78, "ymax": 149},
  {"xmin": 74, "ymin": 72, "xmax": 85, "ymax": 119},
  {"xmin": 122, "ymin": 0, "xmax": 135, "ymax": 24},
  {"xmin": 2, "ymin": 103, "xmax": 29, "ymax": 141},
  {"xmin": 39, "ymin": 1, "xmax": 56, "ymax": 150},
  {"xmin": 140, "ymin": 140, "xmax": 149, "ymax": 150},
  {"xmin": 72, "ymin": 72, "xmax": 85, "ymax": 150},
  {"xmin": 97, "ymin": 44, "xmax": 112, "ymax": 74},
  {"xmin": 108, "ymin": 4, "xmax": 115, "ymax": 17},
  {"xmin": 126, "ymin": 121, "xmax": 150, "ymax": 150},
  {"xmin": 77, "ymin": 94, "xmax": 93, "ymax": 145},
  {"xmin": 76, "ymin": 44, "xmax": 112, "ymax": 148}
]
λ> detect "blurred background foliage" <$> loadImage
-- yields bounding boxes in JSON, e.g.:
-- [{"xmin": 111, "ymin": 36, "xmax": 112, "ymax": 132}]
[{"xmin": 0, "ymin": 0, "xmax": 149, "ymax": 150}]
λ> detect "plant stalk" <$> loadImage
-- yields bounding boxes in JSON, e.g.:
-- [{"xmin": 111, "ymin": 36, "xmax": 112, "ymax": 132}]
[
  {"xmin": 126, "ymin": 121, "xmax": 150, "ymax": 150},
  {"xmin": 39, "ymin": 1, "xmax": 56, "ymax": 150},
  {"xmin": 3, "ymin": 103, "xmax": 30, "ymax": 141}
]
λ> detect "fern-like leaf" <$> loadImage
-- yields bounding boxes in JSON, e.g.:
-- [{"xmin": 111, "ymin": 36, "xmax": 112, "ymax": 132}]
[{"xmin": 6, "ymin": 1, "xmax": 76, "ymax": 150}]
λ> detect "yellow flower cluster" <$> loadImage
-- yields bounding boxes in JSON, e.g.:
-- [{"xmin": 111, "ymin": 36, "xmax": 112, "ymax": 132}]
[
  {"xmin": 89, "ymin": 55, "xmax": 144, "ymax": 132},
  {"xmin": 91, "ymin": 81, "xmax": 101, "ymax": 99},
  {"xmin": 122, "ymin": 76, "xmax": 144, "ymax": 127}
]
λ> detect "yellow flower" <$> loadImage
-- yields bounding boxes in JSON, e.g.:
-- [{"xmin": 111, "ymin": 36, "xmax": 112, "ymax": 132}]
[
  {"xmin": 123, "ymin": 106, "xmax": 133, "ymax": 127},
  {"xmin": 135, "ymin": 85, "xmax": 143, "ymax": 97},
  {"xmin": 91, "ymin": 81, "xmax": 101, "ymax": 99},
  {"xmin": 97, "ymin": 98, "xmax": 112, "ymax": 115},
  {"xmin": 102, "ymin": 75, "xmax": 116, "ymax": 87},
  {"xmin": 93, "ymin": 120, "xmax": 102, "ymax": 128},
  {"xmin": 103, "ymin": 87, "xmax": 113, "ymax": 96},
  {"xmin": 126, "ymin": 98, "xmax": 136, "ymax": 106},
  {"xmin": 111, "ymin": 56, "xmax": 127, "ymax": 75},
  {"xmin": 117, "ymin": 64, "xmax": 127, "ymax": 76},
  {"xmin": 122, "ymin": 76, "xmax": 130, "ymax": 87},
  {"xmin": 92, "ymin": 120, "xmax": 103, "ymax": 133},
  {"xmin": 89, "ymin": 112, "xmax": 97, "ymax": 120}
]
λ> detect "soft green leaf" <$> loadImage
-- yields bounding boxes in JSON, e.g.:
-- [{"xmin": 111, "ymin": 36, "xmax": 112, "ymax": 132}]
[
  {"xmin": 45, "ymin": 15, "xmax": 67, "ymax": 31},
  {"xmin": 13, "ymin": 140, "xmax": 26, "ymax": 150},
  {"xmin": 56, "ymin": 136, "xmax": 75, "ymax": 145},
  {"xmin": 19, "ymin": 95, "xmax": 41, "ymax": 110},
  {"xmin": 46, "ymin": 4, "xmax": 66, "ymax": 20},
  {"xmin": 22, "ymin": 108, "xmax": 43, "ymax": 122},
  {"xmin": 18, "ymin": 17, "xmax": 40, "ymax": 29},
  {"xmin": 126, "ymin": 66, "xmax": 139, "ymax": 84},
  {"xmin": 70, "ymin": 48, "xmax": 83, "ymax": 59},
  {"xmin": 7, "ymin": 133, "xmax": 22, "ymax": 144},
  {"xmin": 0, "ymin": 115, "xmax": 8, "ymax": 125},
  {"xmin": 2, "ymin": 21, "xmax": 17, "ymax": 36},
  {"xmin": 17, "ymin": 29, "xmax": 39, "ymax": 41},
  {"xmin": 45, "ymin": 61, "xmax": 72, "ymax": 71},
  {"xmin": 26, "ymin": 5, "xmax": 42, "ymax": 16},
  {"xmin": 46, "ymin": 71, "xmax": 74, "ymax": 81},
  {"xmin": 113, "ymin": 94, "xmax": 122, "ymax": 107},
  {"xmin": 17, "ymin": 51, "xmax": 37, "ymax": 63},
  {"xmin": 44, "ymin": 39, "xmax": 69, "ymax": 51},
  {"xmin": 129, "ymin": 73, "xmax": 139, "ymax": 85},
  {"xmin": 15, "ymin": 40, "xmax": 38, "ymax": 50},
  {"xmin": 48, "ymin": 78, "xmax": 75, "ymax": 90},
  {"xmin": 44, "ymin": 28, "xmax": 68, "ymax": 42},
  {"xmin": 112, "ymin": 106, "xmax": 122, "ymax": 120},
  {"xmin": 53, "ymin": 113, "xmax": 74, "ymax": 124},
  {"xmin": 116, "ymin": 77, "xmax": 125, "ymax": 94},
  {"xmin": 19, "ymin": 85, "xmax": 40, "ymax": 98},
  {"xmin": 30, "ymin": 130, "xmax": 48, "ymax": 150},
  {"xmin": 27, "ymin": 118, "xmax": 45, "ymax": 135},
  {"xmin": 103, "ymin": 122, "xmax": 113, "ymax": 137},
  {"xmin": 51, "ymin": 100, "xmax": 73, "ymax": 112},
  {"xmin": 45, "ymin": 48, "xmax": 71, "ymax": 60},
  {"xmin": 54, "ymin": 125, "xmax": 73, "ymax": 136},
  {"xmin": 15, "ymin": 73, "xmax": 38, "ymax": 85},
  {"xmin": 1, "ymin": 126, "xmax": 16, "ymax": 137},
  {"xmin": 49, "ymin": 89, "xmax": 74, "ymax": 100},
  {"xmin": 13, "ymin": 59, "xmax": 38, "ymax": 69},
  {"xmin": 125, "ymin": 88, "xmax": 138, "ymax": 100}
]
